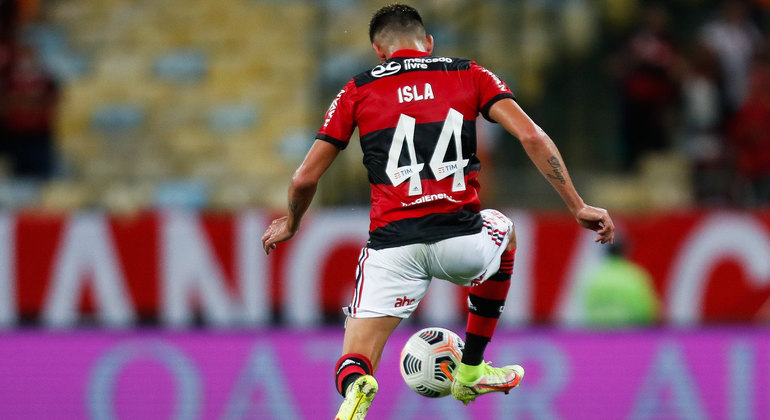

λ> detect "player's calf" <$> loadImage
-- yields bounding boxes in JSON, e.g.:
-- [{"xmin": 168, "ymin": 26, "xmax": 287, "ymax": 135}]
[{"xmin": 463, "ymin": 248, "xmax": 514, "ymax": 366}]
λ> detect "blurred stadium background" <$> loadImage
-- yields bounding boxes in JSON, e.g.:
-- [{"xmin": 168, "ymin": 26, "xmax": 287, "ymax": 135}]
[{"xmin": 1, "ymin": 0, "xmax": 769, "ymax": 419}]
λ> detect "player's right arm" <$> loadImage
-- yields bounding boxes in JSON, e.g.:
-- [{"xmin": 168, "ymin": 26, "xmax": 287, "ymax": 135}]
[
  {"xmin": 262, "ymin": 139, "xmax": 340, "ymax": 254},
  {"xmin": 488, "ymin": 98, "xmax": 615, "ymax": 244}
]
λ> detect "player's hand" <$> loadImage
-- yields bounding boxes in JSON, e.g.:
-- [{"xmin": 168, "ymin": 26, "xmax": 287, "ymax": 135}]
[
  {"xmin": 574, "ymin": 205, "xmax": 615, "ymax": 244},
  {"xmin": 261, "ymin": 216, "xmax": 297, "ymax": 255}
]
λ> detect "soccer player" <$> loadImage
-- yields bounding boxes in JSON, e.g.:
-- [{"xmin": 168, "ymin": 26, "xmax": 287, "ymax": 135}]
[{"xmin": 262, "ymin": 4, "xmax": 615, "ymax": 419}]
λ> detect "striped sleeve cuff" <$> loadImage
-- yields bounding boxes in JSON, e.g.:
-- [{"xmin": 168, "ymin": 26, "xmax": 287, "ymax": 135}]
[
  {"xmin": 480, "ymin": 93, "xmax": 516, "ymax": 123},
  {"xmin": 316, "ymin": 133, "xmax": 349, "ymax": 150}
]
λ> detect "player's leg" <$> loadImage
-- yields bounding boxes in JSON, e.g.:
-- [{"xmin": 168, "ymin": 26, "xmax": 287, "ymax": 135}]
[
  {"xmin": 461, "ymin": 226, "xmax": 515, "ymax": 369},
  {"xmin": 334, "ymin": 316, "xmax": 401, "ymax": 420},
  {"xmin": 428, "ymin": 209, "xmax": 524, "ymax": 404},
  {"xmin": 336, "ymin": 316, "xmax": 401, "ymax": 395},
  {"xmin": 335, "ymin": 245, "xmax": 430, "ymax": 419},
  {"xmin": 452, "ymin": 239, "xmax": 523, "ymax": 404}
]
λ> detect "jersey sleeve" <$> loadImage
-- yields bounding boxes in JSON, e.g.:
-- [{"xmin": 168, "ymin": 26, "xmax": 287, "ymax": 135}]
[
  {"xmin": 317, "ymin": 79, "xmax": 358, "ymax": 150},
  {"xmin": 471, "ymin": 62, "xmax": 515, "ymax": 122}
]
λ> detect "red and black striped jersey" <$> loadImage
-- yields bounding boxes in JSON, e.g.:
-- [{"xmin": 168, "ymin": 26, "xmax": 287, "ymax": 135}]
[{"xmin": 317, "ymin": 49, "xmax": 514, "ymax": 249}]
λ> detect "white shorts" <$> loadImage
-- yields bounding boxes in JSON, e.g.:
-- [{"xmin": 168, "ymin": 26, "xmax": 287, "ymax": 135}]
[{"xmin": 344, "ymin": 209, "xmax": 513, "ymax": 319}]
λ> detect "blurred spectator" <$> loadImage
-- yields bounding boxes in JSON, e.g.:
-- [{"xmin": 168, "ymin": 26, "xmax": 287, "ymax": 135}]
[
  {"xmin": 680, "ymin": 42, "xmax": 732, "ymax": 205},
  {"xmin": 699, "ymin": 0, "xmax": 762, "ymax": 114},
  {"xmin": 582, "ymin": 238, "xmax": 660, "ymax": 328},
  {"xmin": 0, "ymin": 0, "xmax": 18, "ymax": 40},
  {"xmin": 615, "ymin": 2, "xmax": 681, "ymax": 171},
  {"xmin": 0, "ymin": 0, "xmax": 18, "ymax": 175},
  {"xmin": 0, "ymin": 44, "xmax": 58, "ymax": 179},
  {"xmin": 727, "ymin": 53, "xmax": 770, "ymax": 207}
]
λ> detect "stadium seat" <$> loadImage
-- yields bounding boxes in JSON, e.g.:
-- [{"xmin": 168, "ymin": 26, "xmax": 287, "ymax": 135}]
[
  {"xmin": 0, "ymin": 180, "xmax": 43, "ymax": 210},
  {"xmin": 46, "ymin": 0, "xmax": 317, "ymax": 209},
  {"xmin": 207, "ymin": 103, "xmax": 259, "ymax": 133},
  {"xmin": 153, "ymin": 49, "xmax": 208, "ymax": 82},
  {"xmin": 100, "ymin": 182, "xmax": 153, "ymax": 214},
  {"xmin": 90, "ymin": 104, "xmax": 146, "ymax": 134},
  {"xmin": 40, "ymin": 181, "xmax": 92, "ymax": 211},
  {"xmin": 639, "ymin": 153, "xmax": 693, "ymax": 209},
  {"xmin": 152, "ymin": 179, "xmax": 209, "ymax": 209}
]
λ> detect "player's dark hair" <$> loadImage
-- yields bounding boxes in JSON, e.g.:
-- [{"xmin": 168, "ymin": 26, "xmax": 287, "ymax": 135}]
[{"xmin": 369, "ymin": 4, "xmax": 425, "ymax": 43}]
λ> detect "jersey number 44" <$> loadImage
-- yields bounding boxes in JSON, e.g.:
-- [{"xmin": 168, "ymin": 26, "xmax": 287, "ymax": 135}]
[{"xmin": 386, "ymin": 108, "xmax": 469, "ymax": 196}]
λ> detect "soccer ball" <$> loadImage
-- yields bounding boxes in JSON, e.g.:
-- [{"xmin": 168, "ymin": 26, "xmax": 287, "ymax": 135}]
[{"xmin": 399, "ymin": 327, "xmax": 464, "ymax": 398}]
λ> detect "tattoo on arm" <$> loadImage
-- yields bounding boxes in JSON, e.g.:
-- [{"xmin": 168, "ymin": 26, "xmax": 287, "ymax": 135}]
[
  {"xmin": 546, "ymin": 156, "xmax": 567, "ymax": 185},
  {"xmin": 289, "ymin": 199, "xmax": 299, "ymax": 215}
]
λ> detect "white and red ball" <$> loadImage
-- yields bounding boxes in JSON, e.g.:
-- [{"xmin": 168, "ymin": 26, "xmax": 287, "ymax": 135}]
[{"xmin": 399, "ymin": 327, "xmax": 464, "ymax": 398}]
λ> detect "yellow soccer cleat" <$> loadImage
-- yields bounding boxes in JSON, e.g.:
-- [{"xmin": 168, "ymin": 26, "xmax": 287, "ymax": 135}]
[
  {"xmin": 451, "ymin": 362, "xmax": 524, "ymax": 405},
  {"xmin": 335, "ymin": 375, "xmax": 379, "ymax": 420}
]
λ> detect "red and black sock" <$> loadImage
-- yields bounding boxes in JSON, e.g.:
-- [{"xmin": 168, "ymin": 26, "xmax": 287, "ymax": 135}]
[
  {"xmin": 335, "ymin": 353, "xmax": 373, "ymax": 396},
  {"xmin": 462, "ymin": 248, "xmax": 514, "ymax": 366}
]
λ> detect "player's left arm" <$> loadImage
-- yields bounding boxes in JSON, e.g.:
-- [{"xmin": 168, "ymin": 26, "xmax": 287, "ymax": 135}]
[{"xmin": 262, "ymin": 139, "xmax": 340, "ymax": 254}]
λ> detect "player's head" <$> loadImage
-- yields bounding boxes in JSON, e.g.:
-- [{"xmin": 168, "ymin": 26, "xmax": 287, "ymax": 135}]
[{"xmin": 369, "ymin": 4, "xmax": 433, "ymax": 62}]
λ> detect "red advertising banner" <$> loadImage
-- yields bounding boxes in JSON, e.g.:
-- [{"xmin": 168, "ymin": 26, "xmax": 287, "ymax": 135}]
[{"xmin": 0, "ymin": 209, "xmax": 769, "ymax": 327}]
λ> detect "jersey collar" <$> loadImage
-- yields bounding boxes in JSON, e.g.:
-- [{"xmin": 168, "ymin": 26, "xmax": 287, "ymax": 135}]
[{"xmin": 390, "ymin": 49, "xmax": 431, "ymax": 58}]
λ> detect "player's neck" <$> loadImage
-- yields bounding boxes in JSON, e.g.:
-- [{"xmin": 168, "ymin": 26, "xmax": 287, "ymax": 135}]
[{"xmin": 378, "ymin": 38, "xmax": 431, "ymax": 60}]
